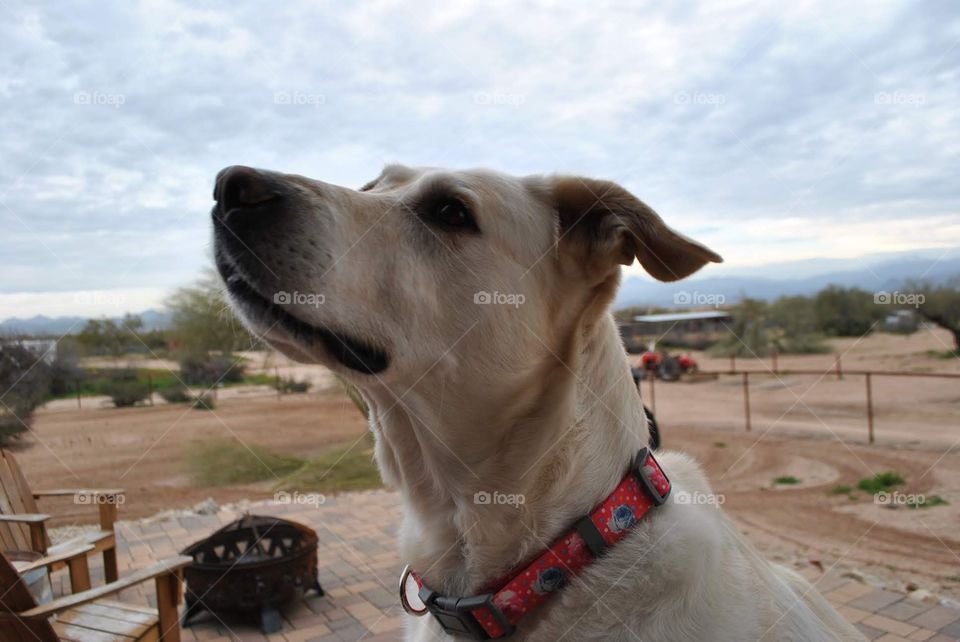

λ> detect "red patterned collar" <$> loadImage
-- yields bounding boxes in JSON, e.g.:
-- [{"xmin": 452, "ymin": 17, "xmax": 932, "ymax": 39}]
[{"xmin": 399, "ymin": 447, "xmax": 671, "ymax": 639}]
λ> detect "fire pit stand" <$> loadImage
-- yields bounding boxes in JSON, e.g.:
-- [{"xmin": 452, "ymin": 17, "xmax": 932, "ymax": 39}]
[{"xmin": 180, "ymin": 514, "xmax": 324, "ymax": 633}]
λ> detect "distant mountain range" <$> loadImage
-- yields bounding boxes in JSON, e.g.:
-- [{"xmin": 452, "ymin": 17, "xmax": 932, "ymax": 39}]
[
  {"xmin": 0, "ymin": 309, "xmax": 172, "ymax": 337},
  {"xmin": 616, "ymin": 248, "xmax": 960, "ymax": 309},
  {"xmin": 2, "ymin": 249, "xmax": 958, "ymax": 336}
]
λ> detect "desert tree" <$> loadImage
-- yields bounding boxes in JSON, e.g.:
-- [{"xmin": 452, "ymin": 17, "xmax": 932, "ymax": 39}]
[
  {"xmin": 166, "ymin": 269, "xmax": 256, "ymax": 356},
  {"xmin": 166, "ymin": 269, "xmax": 258, "ymax": 385},
  {"xmin": 907, "ymin": 277, "xmax": 960, "ymax": 353},
  {"xmin": 813, "ymin": 286, "xmax": 883, "ymax": 337},
  {"xmin": 0, "ymin": 343, "xmax": 51, "ymax": 444}
]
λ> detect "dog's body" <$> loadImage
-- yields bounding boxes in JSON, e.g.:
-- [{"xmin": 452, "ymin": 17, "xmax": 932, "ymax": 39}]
[{"xmin": 212, "ymin": 164, "xmax": 865, "ymax": 641}]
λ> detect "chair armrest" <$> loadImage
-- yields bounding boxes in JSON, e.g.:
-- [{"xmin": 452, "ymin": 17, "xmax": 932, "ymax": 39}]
[
  {"xmin": 0, "ymin": 514, "xmax": 50, "ymax": 553},
  {"xmin": 33, "ymin": 488, "xmax": 124, "ymax": 498},
  {"xmin": 15, "ymin": 543, "xmax": 95, "ymax": 574},
  {"xmin": 34, "ymin": 490, "xmax": 124, "ymax": 531},
  {"xmin": 16, "ymin": 555, "xmax": 193, "ymax": 619},
  {"xmin": 0, "ymin": 513, "xmax": 50, "ymax": 523}
]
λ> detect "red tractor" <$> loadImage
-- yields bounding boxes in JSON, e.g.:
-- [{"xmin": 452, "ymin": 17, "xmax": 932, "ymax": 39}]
[{"xmin": 633, "ymin": 350, "xmax": 698, "ymax": 382}]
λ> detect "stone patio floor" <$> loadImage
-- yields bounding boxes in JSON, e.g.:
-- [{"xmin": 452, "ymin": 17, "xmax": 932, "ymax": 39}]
[{"xmin": 50, "ymin": 491, "xmax": 960, "ymax": 642}]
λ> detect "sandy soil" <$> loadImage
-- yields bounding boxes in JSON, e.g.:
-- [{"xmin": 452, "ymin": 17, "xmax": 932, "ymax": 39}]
[
  {"xmin": 16, "ymin": 329, "xmax": 960, "ymax": 599},
  {"xmin": 634, "ymin": 328, "xmax": 960, "ymax": 449},
  {"xmin": 666, "ymin": 424, "xmax": 960, "ymax": 600},
  {"xmin": 23, "ymin": 390, "xmax": 368, "ymax": 524}
]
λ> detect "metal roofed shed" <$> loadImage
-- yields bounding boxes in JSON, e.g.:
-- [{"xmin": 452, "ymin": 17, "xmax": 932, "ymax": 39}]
[
  {"xmin": 632, "ymin": 311, "xmax": 732, "ymax": 324},
  {"xmin": 619, "ymin": 310, "xmax": 732, "ymax": 352}
]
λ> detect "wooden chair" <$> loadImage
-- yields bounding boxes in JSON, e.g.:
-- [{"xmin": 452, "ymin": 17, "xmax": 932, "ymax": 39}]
[
  {"xmin": 0, "ymin": 550, "xmax": 191, "ymax": 642},
  {"xmin": 0, "ymin": 449, "xmax": 121, "ymax": 583},
  {"xmin": 2, "ymin": 540, "xmax": 97, "ymax": 594}
]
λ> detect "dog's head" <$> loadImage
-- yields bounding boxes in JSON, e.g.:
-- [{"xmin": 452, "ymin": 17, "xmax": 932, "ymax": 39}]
[{"xmin": 212, "ymin": 164, "xmax": 720, "ymax": 384}]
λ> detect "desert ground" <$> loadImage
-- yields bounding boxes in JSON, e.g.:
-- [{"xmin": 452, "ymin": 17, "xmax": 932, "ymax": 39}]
[
  {"xmin": 640, "ymin": 329, "xmax": 960, "ymax": 448},
  {"xmin": 17, "ymin": 328, "xmax": 960, "ymax": 600}
]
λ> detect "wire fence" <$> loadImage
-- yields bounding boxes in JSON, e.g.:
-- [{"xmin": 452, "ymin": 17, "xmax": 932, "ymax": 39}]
[{"xmin": 643, "ymin": 359, "xmax": 960, "ymax": 446}]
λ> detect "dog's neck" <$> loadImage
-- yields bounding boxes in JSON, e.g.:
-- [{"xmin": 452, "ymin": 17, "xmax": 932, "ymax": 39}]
[{"xmin": 363, "ymin": 313, "xmax": 646, "ymax": 595}]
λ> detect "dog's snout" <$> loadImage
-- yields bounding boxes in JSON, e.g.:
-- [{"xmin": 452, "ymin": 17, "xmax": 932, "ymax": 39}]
[{"xmin": 214, "ymin": 165, "xmax": 279, "ymax": 212}]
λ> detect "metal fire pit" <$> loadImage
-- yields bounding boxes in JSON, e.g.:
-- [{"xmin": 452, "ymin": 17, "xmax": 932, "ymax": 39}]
[{"xmin": 181, "ymin": 514, "xmax": 324, "ymax": 633}]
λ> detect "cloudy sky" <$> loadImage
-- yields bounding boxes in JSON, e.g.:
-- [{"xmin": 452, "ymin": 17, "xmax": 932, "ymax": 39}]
[{"xmin": 2, "ymin": 0, "xmax": 959, "ymax": 318}]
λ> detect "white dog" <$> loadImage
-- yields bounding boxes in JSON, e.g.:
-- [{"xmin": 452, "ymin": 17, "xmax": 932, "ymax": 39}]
[{"xmin": 213, "ymin": 164, "xmax": 865, "ymax": 641}]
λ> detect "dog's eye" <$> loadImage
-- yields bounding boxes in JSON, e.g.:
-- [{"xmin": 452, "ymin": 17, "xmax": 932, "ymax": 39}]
[{"xmin": 430, "ymin": 198, "xmax": 477, "ymax": 231}]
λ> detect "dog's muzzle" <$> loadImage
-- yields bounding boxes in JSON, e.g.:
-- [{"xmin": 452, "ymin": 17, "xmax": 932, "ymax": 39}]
[{"xmin": 211, "ymin": 166, "xmax": 390, "ymax": 374}]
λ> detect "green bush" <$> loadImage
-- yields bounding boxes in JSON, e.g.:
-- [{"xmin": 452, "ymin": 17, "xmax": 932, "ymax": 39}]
[
  {"xmin": 814, "ymin": 286, "xmax": 883, "ymax": 337},
  {"xmin": 0, "ymin": 343, "xmax": 51, "ymax": 444},
  {"xmin": 773, "ymin": 476, "xmax": 800, "ymax": 485},
  {"xmin": 192, "ymin": 395, "xmax": 215, "ymax": 410},
  {"xmin": 179, "ymin": 355, "xmax": 245, "ymax": 386},
  {"xmin": 708, "ymin": 298, "xmax": 771, "ymax": 357},
  {"xmin": 857, "ymin": 471, "xmax": 904, "ymax": 493},
  {"xmin": 275, "ymin": 377, "xmax": 312, "ymax": 394},
  {"xmin": 47, "ymin": 347, "xmax": 85, "ymax": 397},
  {"xmin": 909, "ymin": 495, "xmax": 948, "ymax": 509},
  {"xmin": 160, "ymin": 384, "xmax": 192, "ymax": 404},
  {"xmin": 103, "ymin": 380, "xmax": 150, "ymax": 407}
]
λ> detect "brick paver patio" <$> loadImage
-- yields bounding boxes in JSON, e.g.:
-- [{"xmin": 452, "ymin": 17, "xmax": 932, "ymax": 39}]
[{"xmin": 50, "ymin": 491, "xmax": 960, "ymax": 641}]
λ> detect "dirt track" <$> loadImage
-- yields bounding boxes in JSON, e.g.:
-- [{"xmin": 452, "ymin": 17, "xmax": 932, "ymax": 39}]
[{"xmin": 666, "ymin": 424, "xmax": 960, "ymax": 599}]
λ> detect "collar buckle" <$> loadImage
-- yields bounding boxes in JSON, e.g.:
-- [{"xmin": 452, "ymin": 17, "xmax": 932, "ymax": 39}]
[
  {"xmin": 633, "ymin": 447, "xmax": 670, "ymax": 506},
  {"xmin": 418, "ymin": 585, "xmax": 514, "ymax": 640}
]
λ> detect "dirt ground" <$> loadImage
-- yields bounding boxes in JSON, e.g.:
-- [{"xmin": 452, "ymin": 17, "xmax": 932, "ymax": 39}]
[
  {"xmin": 666, "ymin": 424, "xmax": 960, "ymax": 600},
  {"xmin": 634, "ymin": 328, "xmax": 960, "ymax": 448},
  {"xmin": 23, "ymin": 390, "xmax": 368, "ymax": 523},
  {"xmin": 17, "ymin": 328, "xmax": 960, "ymax": 599}
]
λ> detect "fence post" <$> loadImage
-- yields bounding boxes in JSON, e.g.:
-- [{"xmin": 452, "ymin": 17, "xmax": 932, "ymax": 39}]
[
  {"xmin": 276, "ymin": 366, "xmax": 281, "ymax": 401},
  {"xmin": 835, "ymin": 354, "xmax": 843, "ymax": 380},
  {"xmin": 865, "ymin": 373, "xmax": 874, "ymax": 444},
  {"xmin": 772, "ymin": 348, "xmax": 778, "ymax": 374},
  {"xmin": 76, "ymin": 380, "xmax": 82, "ymax": 409},
  {"xmin": 648, "ymin": 373, "xmax": 656, "ymax": 414},
  {"xmin": 742, "ymin": 372, "xmax": 751, "ymax": 432},
  {"xmin": 147, "ymin": 373, "xmax": 154, "ymax": 406},
  {"xmin": 729, "ymin": 354, "xmax": 735, "ymax": 373}
]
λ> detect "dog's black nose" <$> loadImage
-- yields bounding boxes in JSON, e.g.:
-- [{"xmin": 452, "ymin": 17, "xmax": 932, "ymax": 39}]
[{"xmin": 214, "ymin": 165, "xmax": 278, "ymax": 211}]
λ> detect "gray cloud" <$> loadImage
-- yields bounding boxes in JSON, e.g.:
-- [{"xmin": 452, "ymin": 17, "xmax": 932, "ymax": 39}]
[{"xmin": 1, "ymin": 0, "xmax": 958, "ymax": 315}]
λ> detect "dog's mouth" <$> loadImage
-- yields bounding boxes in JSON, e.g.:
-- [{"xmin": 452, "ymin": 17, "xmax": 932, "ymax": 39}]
[{"xmin": 215, "ymin": 253, "xmax": 389, "ymax": 375}]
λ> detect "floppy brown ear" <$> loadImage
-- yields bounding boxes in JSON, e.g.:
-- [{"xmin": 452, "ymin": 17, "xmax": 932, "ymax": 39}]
[{"xmin": 553, "ymin": 176, "xmax": 722, "ymax": 282}]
